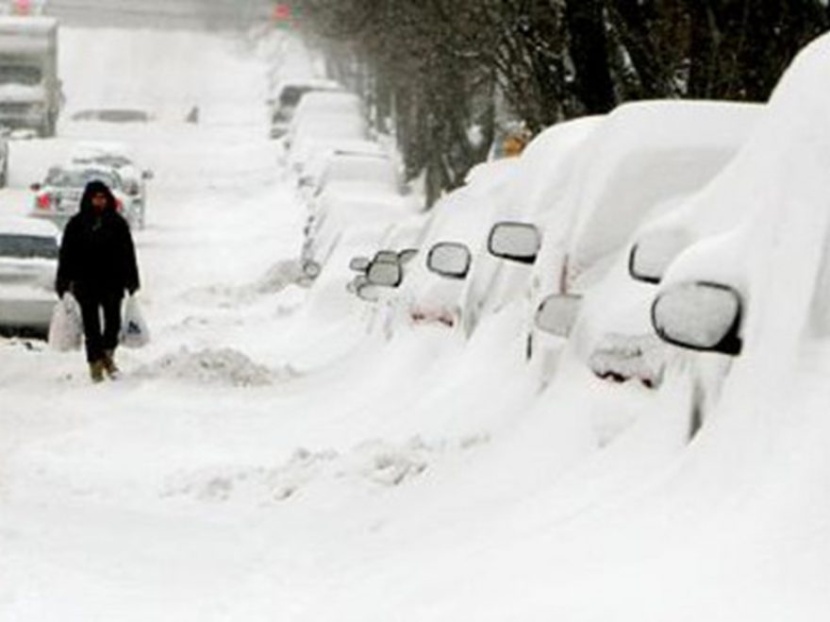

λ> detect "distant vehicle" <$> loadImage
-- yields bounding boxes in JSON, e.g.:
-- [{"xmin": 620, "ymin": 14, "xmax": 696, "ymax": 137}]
[
  {"xmin": 29, "ymin": 164, "xmax": 140, "ymax": 229},
  {"xmin": 0, "ymin": 16, "xmax": 59, "ymax": 137},
  {"xmin": 0, "ymin": 216, "xmax": 59, "ymax": 337},
  {"xmin": 70, "ymin": 108, "xmax": 152, "ymax": 123},
  {"xmin": 268, "ymin": 78, "xmax": 341, "ymax": 139},
  {"xmin": 69, "ymin": 142, "xmax": 154, "ymax": 229}
]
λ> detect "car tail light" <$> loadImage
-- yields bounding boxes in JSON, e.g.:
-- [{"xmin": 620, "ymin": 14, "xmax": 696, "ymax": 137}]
[
  {"xmin": 115, "ymin": 198, "xmax": 123, "ymax": 212},
  {"xmin": 36, "ymin": 193, "xmax": 52, "ymax": 210}
]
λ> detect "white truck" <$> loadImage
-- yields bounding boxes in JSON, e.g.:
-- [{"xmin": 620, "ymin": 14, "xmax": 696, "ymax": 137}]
[{"xmin": 0, "ymin": 16, "xmax": 59, "ymax": 136}]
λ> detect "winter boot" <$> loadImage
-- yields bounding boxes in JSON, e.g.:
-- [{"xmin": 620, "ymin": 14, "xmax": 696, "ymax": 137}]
[
  {"xmin": 89, "ymin": 360, "xmax": 105, "ymax": 383},
  {"xmin": 102, "ymin": 350, "xmax": 120, "ymax": 379}
]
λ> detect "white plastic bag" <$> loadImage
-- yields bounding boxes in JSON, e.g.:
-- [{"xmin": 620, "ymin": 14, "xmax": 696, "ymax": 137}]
[
  {"xmin": 119, "ymin": 295, "xmax": 150, "ymax": 348},
  {"xmin": 48, "ymin": 293, "xmax": 82, "ymax": 352}
]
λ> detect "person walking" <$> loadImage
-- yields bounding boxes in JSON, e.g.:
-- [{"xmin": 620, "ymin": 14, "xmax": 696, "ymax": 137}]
[{"xmin": 56, "ymin": 180, "xmax": 140, "ymax": 382}]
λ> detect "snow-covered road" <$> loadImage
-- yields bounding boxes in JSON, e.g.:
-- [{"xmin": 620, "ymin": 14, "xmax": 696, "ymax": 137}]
[{"xmin": 3, "ymin": 24, "xmax": 830, "ymax": 622}]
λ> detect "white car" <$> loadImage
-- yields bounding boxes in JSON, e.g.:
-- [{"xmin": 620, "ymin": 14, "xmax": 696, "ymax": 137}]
[
  {"xmin": 287, "ymin": 111, "xmax": 370, "ymax": 176},
  {"xmin": 376, "ymin": 158, "xmax": 520, "ymax": 335},
  {"xmin": 29, "ymin": 164, "xmax": 141, "ymax": 229},
  {"xmin": 298, "ymin": 140, "xmax": 388, "ymax": 203},
  {"xmin": 301, "ymin": 184, "xmax": 415, "ymax": 281},
  {"xmin": 69, "ymin": 142, "xmax": 153, "ymax": 228},
  {"xmin": 0, "ymin": 217, "xmax": 59, "ymax": 337},
  {"xmin": 522, "ymin": 100, "xmax": 763, "ymax": 387}
]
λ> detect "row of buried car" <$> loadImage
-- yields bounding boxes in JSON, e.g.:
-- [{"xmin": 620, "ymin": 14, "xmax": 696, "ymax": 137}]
[
  {"xmin": 268, "ymin": 76, "xmax": 420, "ymax": 285},
  {"xmin": 294, "ymin": 31, "xmax": 830, "ymax": 449},
  {"xmin": 0, "ymin": 140, "xmax": 154, "ymax": 337}
]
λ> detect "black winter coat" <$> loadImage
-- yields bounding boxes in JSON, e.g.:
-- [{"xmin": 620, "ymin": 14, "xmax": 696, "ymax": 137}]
[{"xmin": 56, "ymin": 181, "xmax": 140, "ymax": 299}]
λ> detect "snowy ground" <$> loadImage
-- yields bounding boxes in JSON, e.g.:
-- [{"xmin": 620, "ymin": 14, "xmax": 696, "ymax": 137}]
[{"xmin": 2, "ymin": 26, "xmax": 829, "ymax": 622}]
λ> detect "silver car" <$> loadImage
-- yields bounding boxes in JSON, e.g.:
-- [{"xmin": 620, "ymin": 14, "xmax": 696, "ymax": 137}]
[{"xmin": 0, "ymin": 217, "xmax": 60, "ymax": 337}]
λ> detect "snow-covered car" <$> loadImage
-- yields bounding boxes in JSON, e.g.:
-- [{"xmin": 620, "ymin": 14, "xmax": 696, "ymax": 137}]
[
  {"xmin": 301, "ymin": 181, "xmax": 416, "ymax": 281},
  {"xmin": 639, "ymin": 34, "xmax": 830, "ymax": 440},
  {"xmin": 297, "ymin": 140, "xmax": 388, "ymax": 203},
  {"xmin": 381, "ymin": 158, "xmax": 520, "ymax": 335},
  {"xmin": 69, "ymin": 142, "xmax": 153, "ymax": 229},
  {"xmin": 0, "ymin": 216, "xmax": 59, "ymax": 337},
  {"xmin": 29, "ymin": 164, "xmax": 141, "ymax": 229},
  {"xmin": 287, "ymin": 112, "xmax": 370, "ymax": 177},
  {"xmin": 267, "ymin": 78, "xmax": 341, "ymax": 139},
  {"xmin": 458, "ymin": 115, "xmax": 605, "ymax": 337},
  {"xmin": 523, "ymin": 100, "xmax": 763, "ymax": 387}
]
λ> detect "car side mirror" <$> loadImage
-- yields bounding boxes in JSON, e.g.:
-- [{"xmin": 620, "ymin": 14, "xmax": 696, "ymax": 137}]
[
  {"xmin": 349, "ymin": 256, "xmax": 370, "ymax": 273},
  {"xmin": 427, "ymin": 242, "xmax": 471, "ymax": 280},
  {"xmin": 30, "ymin": 182, "xmax": 41, "ymax": 192},
  {"xmin": 629, "ymin": 228, "xmax": 690, "ymax": 285},
  {"xmin": 651, "ymin": 281, "xmax": 742, "ymax": 356},
  {"xmin": 534, "ymin": 293, "xmax": 583, "ymax": 338},
  {"xmin": 488, "ymin": 221, "xmax": 541, "ymax": 265},
  {"xmin": 366, "ymin": 259, "xmax": 402, "ymax": 287}
]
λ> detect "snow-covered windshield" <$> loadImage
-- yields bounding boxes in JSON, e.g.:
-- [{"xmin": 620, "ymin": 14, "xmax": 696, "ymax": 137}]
[
  {"xmin": 0, "ymin": 234, "xmax": 57, "ymax": 259},
  {"xmin": 322, "ymin": 156, "xmax": 397, "ymax": 189}
]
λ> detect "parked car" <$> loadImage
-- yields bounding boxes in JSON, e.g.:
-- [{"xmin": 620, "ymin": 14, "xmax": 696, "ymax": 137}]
[
  {"xmin": 522, "ymin": 100, "xmax": 763, "ymax": 388},
  {"xmin": 267, "ymin": 78, "xmax": 341, "ymax": 139},
  {"xmin": 287, "ymin": 112, "xmax": 371, "ymax": 177},
  {"xmin": 638, "ymin": 34, "xmax": 830, "ymax": 441},
  {"xmin": 458, "ymin": 115, "xmax": 605, "ymax": 336},
  {"xmin": 376, "ymin": 158, "xmax": 520, "ymax": 336},
  {"xmin": 29, "ymin": 163, "xmax": 141, "ymax": 229},
  {"xmin": 0, "ymin": 216, "xmax": 59, "ymax": 337},
  {"xmin": 298, "ymin": 141, "xmax": 390, "ymax": 201},
  {"xmin": 69, "ymin": 142, "xmax": 153, "ymax": 228},
  {"xmin": 301, "ymin": 181, "xmax": 416, "ymax": 281}
]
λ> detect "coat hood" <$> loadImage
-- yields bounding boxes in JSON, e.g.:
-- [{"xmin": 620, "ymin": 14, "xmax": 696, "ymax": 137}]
[{"xmin": 79, "ymin": 180, "xmax": 118, "ymax": 215}]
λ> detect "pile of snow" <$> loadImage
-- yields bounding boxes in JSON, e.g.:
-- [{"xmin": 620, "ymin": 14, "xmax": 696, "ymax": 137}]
[{"xmin": 134, "ymin": 346, "xmax": 293, "ymax": 387}]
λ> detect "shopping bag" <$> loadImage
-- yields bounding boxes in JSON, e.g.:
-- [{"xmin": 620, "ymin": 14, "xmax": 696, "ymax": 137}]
[
  {"xmin": 119, "ymin": 295, "xmax": 150, "ymax": 348},
  {"xmin": 48, "ymin": 293, "xmax": 83, "ymax": 352}
]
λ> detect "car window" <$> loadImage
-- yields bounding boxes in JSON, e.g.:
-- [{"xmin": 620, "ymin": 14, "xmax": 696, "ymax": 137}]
[
  {"xmin": 0, "ymin": 64, "xmax": 41, "ymax": 86},
  {"xmin": 0, "ymin": 234, "xmax": 58, "ymax": 259},
  {"xmin": 45, "ymin": 168, "xmax": 121, "ymax": 189}
]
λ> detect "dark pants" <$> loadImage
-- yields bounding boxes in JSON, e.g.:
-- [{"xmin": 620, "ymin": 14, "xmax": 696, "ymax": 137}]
[{"xmin": 78, "ymin": 292, "xmax": 123, "ymax": 363}]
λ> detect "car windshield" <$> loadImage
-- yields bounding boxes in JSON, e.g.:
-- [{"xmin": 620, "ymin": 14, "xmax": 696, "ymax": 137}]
[
  {"xmin": 80, "ymin": 154, "xmax": 132, "ymax": 168},
  {"xmin": 71, "ymin": 109, "xmax": 150, "ymax": 123},
  {"xmin": 279, "ymin": 85, "xmax": 313, "ymax": 108},
  {"xmin": 0, "ymin": 234, "xmax": 58, "ymax": 259},
  {"xmin": 45, "ymin": 168, "xmax": 121, "ymax": 189},
  {"xmin": 0, "ymin": 64, "xmax": 42, "ymax": 86}
]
